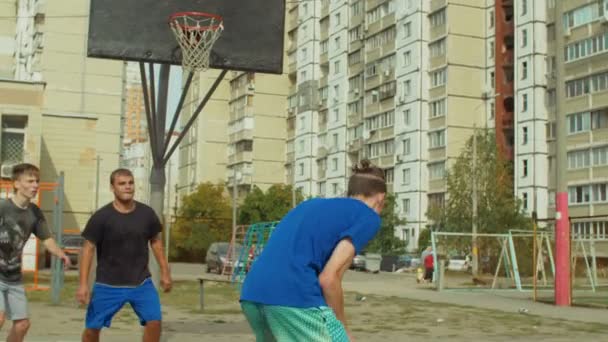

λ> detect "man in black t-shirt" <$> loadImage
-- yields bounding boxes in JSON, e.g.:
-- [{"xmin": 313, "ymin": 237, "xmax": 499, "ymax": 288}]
[{"xmin": 76, "ymin": 168, "xmax": 172, "ymax": 342}]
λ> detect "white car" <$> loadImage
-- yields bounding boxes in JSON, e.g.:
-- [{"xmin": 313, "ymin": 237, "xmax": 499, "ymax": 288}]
[{"xmin": 447, "ymin": 256, "xmax": 470, "ymax": 272}]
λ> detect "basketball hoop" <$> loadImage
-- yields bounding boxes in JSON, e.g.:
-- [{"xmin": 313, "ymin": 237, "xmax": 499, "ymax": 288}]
[{"xmin": 169, "ymin": 12, "xmax": 224, "ymax": 72}]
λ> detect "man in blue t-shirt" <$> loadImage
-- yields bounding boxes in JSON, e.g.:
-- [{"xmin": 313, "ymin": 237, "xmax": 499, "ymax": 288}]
[{"xmin": 240, "ymin": 160, "xmax": 386, "ymax": 341}]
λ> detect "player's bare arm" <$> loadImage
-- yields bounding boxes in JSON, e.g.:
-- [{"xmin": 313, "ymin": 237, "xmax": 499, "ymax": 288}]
[
  {"xmin": 150, "ymin": 235, "xmax": 172, "ymax": 293},
  {"xmin": 319, "ymin": 238, "xmax": 356, "ymax": 338},
  {"xmin": 42, "ymin": 238, "xmax": 71, "ymax": 268},
  {"xmin": 76, "ymin": 240, "xmax": 96, "ymax": 305}
]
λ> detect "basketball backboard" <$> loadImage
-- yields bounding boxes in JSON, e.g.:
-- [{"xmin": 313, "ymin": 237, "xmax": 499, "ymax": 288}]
[{"xmin": 87, "ymin": 0, "xmax": 286, "ymax": 74}]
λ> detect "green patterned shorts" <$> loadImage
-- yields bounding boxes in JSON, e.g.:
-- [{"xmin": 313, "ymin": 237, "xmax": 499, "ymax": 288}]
[{"xmin": 241, "ymin": 301, "xmax": 349, "ymax": 342}]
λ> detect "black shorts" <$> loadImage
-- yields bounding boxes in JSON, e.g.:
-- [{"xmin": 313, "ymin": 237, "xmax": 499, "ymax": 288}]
[{"xmin": 424, "ymin": 267, "xmax": 433, "ymax": 280}]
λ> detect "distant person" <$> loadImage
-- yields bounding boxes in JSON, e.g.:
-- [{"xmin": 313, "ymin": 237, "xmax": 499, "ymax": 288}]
[
  {"xmin": 240, "ymin": 160, "xmax": 386, "ymax": 341},
  {"xmin": 0, "ymin": 163, "xmax": 72, "ymax": 342},
  {"xmin": 424, "ymin": 251, "xmax": 435, "ymax": 283},
  {"xmin": 76, "ymin": 168, "xmax": 172, "ymax": 342}
]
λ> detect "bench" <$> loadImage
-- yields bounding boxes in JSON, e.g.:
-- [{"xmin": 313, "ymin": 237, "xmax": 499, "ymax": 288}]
[{"xmin": 197, "ymin": 276, "xmax": 235, "ymax": 310}]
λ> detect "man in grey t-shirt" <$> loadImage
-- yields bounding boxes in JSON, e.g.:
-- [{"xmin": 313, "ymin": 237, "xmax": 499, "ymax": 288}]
[{"xmin": 0, "ymin": 164, "xmax": 71, "ymax": 342}]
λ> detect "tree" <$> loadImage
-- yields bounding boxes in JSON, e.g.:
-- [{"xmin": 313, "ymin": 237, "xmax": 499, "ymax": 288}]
[
  {"xmin": 427, "ymin": 131, "xmax": 533, "ymax": 273},
  {"xmin": 170, "ymin": 182, "xmax": 232, "ymax": 261},
  {"xmin": 427, "ymin": 131, "xmax": 531, "ymax": 234},
  {"xmin": 365, "ymin": 193, "xmax": 407, "ymax": 255},
  {"xmin": 238, "ymin": 184, "xmax": 303, "ymax": 224}
]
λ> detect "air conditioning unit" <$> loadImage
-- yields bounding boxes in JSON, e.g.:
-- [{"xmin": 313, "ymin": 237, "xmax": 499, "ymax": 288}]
[
  {"xmin": 384, "ymin": 70, "xmax": 390, "ymax": 77},
  {"xmin": 354, "ymin": 88, "xmax": 360, "ymax": 94},
  {"xmin": 563, "ymin": 27, "xmax": 571, "ymax": 37},
  {"xmin": 247, "ymin": 83, "xmax": 255, "ymax": 91},
  {"xmin": 0, "ymin": 163, "xmax": 16, "ymax": 179},
  {"xmin": 288, "ymin": 108, "xmax": 294, "ymax": 114},
  {"xmin": 362, "ymin": 130, "xmax": 371, "ymax": 140},
  {"xmin": 600, "ymin": 13, "xmax": 608, "ymax": 24},
  {"xmin": 396, "ymin": 155, "xmax": 404, "ymax": 162},
  {"xmin": 399, "ymin": 96, "xmax": 405, "ymax": 104},
  {"xmin": 333, "ymin": 97, "xmax": 339, "ymax": 104},
  {"xmin": 358, "ymin": 34, "xmax": 365, "ymax": 40}
]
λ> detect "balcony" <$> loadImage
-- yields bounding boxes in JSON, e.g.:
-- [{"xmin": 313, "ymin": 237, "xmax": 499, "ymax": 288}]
[
  {"xmin": 229, "ymin": 129, "xmax": 253, "ymax": 143},
  {"xmin": 317, "ymin": 146, "xmax": 328, "ymax": 158},
  {"xmin": 228, "ymin": 151, "xmax": 253, "ymax": 165},
  {"xmin": 348, "ymin": 138, "xmax": 363, "ymax": 153}
]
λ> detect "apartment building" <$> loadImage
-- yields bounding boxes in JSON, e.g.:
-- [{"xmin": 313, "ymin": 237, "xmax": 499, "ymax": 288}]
[
  {"xmin": 226, "ymin": 72, "xmax": 288, "ymax": 198},
  {"xmin": 285, "ymin": 0, "xmax": 493, "ymax": 251},
  {"xmin": 0, "ymin": 0, "xmax": 124, "ymax": 230},
  {"xmin": 513, "ymin": 0, "xmax": 608, "ymax": 235}
]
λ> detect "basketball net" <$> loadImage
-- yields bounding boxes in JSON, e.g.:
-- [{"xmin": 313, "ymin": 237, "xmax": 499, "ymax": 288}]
[{"xmin": 169, "ymin": 12, "xmax": 224, "ymax": 72}]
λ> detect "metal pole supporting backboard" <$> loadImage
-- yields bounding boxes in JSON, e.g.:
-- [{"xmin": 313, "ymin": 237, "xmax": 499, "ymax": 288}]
[{"xmin": 51, "ymin": 172, "xmax": 65, "ymax": 305}]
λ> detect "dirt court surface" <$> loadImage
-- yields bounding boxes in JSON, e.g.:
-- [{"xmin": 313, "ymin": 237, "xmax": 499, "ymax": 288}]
[{"xmin": 3, "ymin": 264, "xmax": 606, "ymax": 341}]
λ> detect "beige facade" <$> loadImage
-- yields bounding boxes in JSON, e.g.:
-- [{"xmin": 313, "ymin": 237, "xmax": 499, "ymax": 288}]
[
  {"xmin": 226, "ymin": 72, "xmax": 288, "ymax": 199},
  {"xmin": 515, "ymin": 0, "xmax": 608, "ymax": 237},
  {"xmin": 1, "ymin": 0, "xmax": 124, "ymax": 231},
  {"xmin": 177, "ymin": 70, "xmax": 231, "ymax": 199}
]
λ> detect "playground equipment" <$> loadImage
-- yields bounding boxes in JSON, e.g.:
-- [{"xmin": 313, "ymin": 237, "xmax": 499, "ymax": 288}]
[{"xmin": 231, "ymin": 221, "xmax": 278, "ymax": 287}]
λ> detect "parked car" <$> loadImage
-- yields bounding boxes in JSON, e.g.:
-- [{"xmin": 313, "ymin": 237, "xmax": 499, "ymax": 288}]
[
  {"xmin": 447, "ymin": 255, "xmax": 470, "ymax": 272},
  {"xmin": 350, "ymin": 254, "xmax": 366, "ymax": 271},
  {"xmin": 205, "ymin": 242, "xmax": 242, "ymax": 274}
]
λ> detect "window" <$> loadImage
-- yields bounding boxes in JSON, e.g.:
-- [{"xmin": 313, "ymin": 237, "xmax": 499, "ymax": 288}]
[
  {"xmin": 593, "ymin": 146, "xmax": 608, "ymax": 166},
  {"xmin": 522, "ymin": 61, "xmax": 528, "ymax": 80},
  {"xmin": 430, "ymin": 68, "xmax": 447, "ymax": 87},
  {"xmin": 300, "ymin": 70, "xmax": 307, "ymax": 80},
  {"xmin": 402, "ymin": 199, "xmax": 411, "ymax": 214},
  {"xmin": 569, "ymin": 185, "xmax": 591, "ymax": 204},
  {"xmin": 522, "ymin": 159, "xmax": 528, "ymax": 177},
  {"xmin": 0, "ymin": 115, "xmax": 26, "ymax": 163},
  {"xmin": 489, "ymin": 41, "xmax": 494, "ymax": 58},
  {"xmin": 429, "ymin": 39, "xmax": 446, "ymax": 57},
  {"xmin": 320, "ymin": 39, "xmax": 328, "ymax": 54},
  {"xmin": 365, "ymin": 110, "xmax": 394, "ymax": 130},
  {"xmin": 403, "ymin": 51, "xmax": 411, "ymax": 66},
  {"xmin": 334, "ymin": 60, "xmax": 340, "ymax": 74},
  {"xmin": 489, "ymin": 10, "xmax": 494, "ymax": 28},
  {"xmin": 298, "ymin": 139, "xmax": 305, "ymax": 152},
  {"xmin": 568, "ymin": 110, "xmax": 608, "ymax": 133},
  {"xmin": 403, "ymin": 80, "xmax": 411, "ymax": 97},
  {"xmin": 351, "ymin": 1, "xmax": 362, "ymax": 15},
  {"xmin": 568, "ymin": 149, "xmax": 590, "ymax": 169},
  {"xmin": 332, "ymin": 157, "xmax": 338, "ymax": 171},
  {"xmin": 430, "ymin": 99, "xmax": 446, "ymax": 118},
  {"xmin": 403, "ymin": 138, "xmax": 411, "ymax": 155},
  {"xmin": 522, "ymin": 29, "xmax": 528, "ymax": 48},
  {"xmin": 332, "ymin": 108, "xmax": 339, "ymax": 122},
  {"xmin": 563, "ymin": 1, "xmax": 607, "ymax": 29},
  {"xmin": 404, "ymin": 109, "xmax": 411, "ymax": 126},
  {"xmin": 366, "ymin": 139, "xmax": 394, "ymax": 157},
  {"xmin": 428, "ymin": 162, "xmax": 446, "ymax": 180},
  {"xmin": 593, "ymin": 183, "xmax": 607, "ymax": 202},
  {"xmin": 318, "ymin": 181, "xmax": 326, "ymax": 197},
  {"xmin": 403, "ymin": 22, "xmax": 411, "ymax": 38},
  {"xmin": 429, "ymin": 130, "xmax": 445, "ymax": 148},
  {"xmin": 384, "ymin": 168, "xmax": 394, "ymax": 183},
  {"xmin": 332, "ymin": 133, "xmax": 339, "ymax": 148},
  {"xmin": 522, "ymin": 192, "xmax": 528, "ymax": 210},
  {"xmin": 522, "ymin": 126, "xmax": 528, "ymax": 145},
  {"xmin": 348, "ymin": 50, "xmax": 362, "ymax": 65},
  {"xmin": 565, "ymin": 32, "xmax": 608, "ymax": 62},
  {"xmin": 332, "ymin": 183, "xmax": 338, "ymax": 195},
  {"xmin": 366, "ymin": 27, "xmax": 397, "ymax": 49},
  {"xmin": 298, "ymin": 162, "xmax": 304, "ymax": 176},
  {"xmin": 402, "ymin": 168, "xmax": 411, "ymax": 185},
  {"xmin": 334, "ymin": 13, "xmax": 341, "ymax": 26},
  {"xmin": 302, "ymin": 3, "xmax": 308, "ymax": 15},
  {"xmin": 430, "ymin": 9, "xmax": 446, "ymax": 27},
  {"xmin": 300, "ymin": 48, "xmax": 307, "ymax": 62},
  {"xmin": 334, "ymin": 36, "xmax": 341, "ymax": 49},
  {"xmin": 521, "ymin": 0, "xmax": 527, "ymax": 16},
  {"xmin": 522, "ymin": 93, "xmax": 528, "ymax": 112}
]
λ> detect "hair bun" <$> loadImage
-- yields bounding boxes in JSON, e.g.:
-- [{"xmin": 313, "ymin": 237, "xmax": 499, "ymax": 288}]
[{"xmin": 352, "ymin": 159, "xmax": 372, "ymax": 174}]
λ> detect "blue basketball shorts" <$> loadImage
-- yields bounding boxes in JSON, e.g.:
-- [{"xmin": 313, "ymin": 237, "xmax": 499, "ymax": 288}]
[{"xmin": 85, "ymin": 278, "xmax": 162, "ymax": 329}]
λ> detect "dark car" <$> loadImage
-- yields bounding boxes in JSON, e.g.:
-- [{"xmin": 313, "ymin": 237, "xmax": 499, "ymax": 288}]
[
  {"xmin": 350, "ymin": 254, "xmax": 366, "ymax": 271},
  {"xmin": 205, "ymin": 242, "xmax": 242, "ymax": 274}
]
